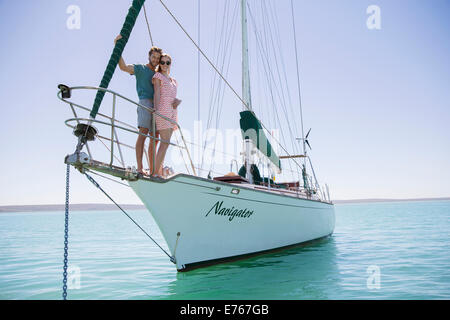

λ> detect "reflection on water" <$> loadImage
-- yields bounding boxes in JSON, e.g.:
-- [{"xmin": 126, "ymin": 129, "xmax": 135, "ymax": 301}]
[{"xmin": 164, "ymin": 237, "xmax": 339, "ymax": 300}]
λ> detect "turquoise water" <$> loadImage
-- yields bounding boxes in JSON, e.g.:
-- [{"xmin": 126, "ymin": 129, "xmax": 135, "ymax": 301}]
[{"xmin": 0, "ymin": 200, "xmax": 449, "ymax": 300}]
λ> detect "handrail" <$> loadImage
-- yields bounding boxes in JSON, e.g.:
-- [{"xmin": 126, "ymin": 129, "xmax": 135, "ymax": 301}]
[
  {"xmin": 58, "ymin": 86, "xmax": 179, "ymax": 130},
  {"xmin": 58, "ymin": 85, "xmax": 196, "ymax": 176},
  {"xmin": 64, "ymin": 118, "xmax": 180, "ymax": 148}
]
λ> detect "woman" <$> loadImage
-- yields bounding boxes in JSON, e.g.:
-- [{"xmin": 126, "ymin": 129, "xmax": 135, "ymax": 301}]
[{"xmin": 152, "ymin": 53, "xmax": 181, "ymax": 177}]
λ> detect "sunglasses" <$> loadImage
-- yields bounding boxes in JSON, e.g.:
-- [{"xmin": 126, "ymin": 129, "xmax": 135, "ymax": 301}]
[{"xmin": 160, "ymin": 60, "xmax": 171, "ymax": 66}]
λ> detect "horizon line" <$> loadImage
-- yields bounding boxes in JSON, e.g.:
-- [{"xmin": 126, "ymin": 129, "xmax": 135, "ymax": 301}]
[{"xmin": 1, "ymin": 197, "xmax": 449, "ymax": 212}]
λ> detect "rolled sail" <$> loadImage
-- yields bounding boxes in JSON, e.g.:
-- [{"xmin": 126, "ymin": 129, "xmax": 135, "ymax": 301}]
[
  {"xmin": 240, "ymin": 110, "xmax": 281, "ymax": 171},
  {"xmin": 90, "ymin": 0, "xmax": 146, "ymax": 119}
]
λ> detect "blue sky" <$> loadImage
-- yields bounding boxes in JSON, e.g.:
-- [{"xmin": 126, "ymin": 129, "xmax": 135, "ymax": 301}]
[{"xmin": 0, "ymin": 0, "xmax": 449, "ymax": 205}]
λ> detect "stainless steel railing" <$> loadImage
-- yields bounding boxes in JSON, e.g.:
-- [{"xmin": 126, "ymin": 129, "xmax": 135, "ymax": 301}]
[{"xmin": 58, "ymin": 86, "xmax": 196, "ymax": 176}]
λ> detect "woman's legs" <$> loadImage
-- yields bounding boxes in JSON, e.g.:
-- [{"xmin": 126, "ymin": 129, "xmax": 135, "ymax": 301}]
[{"xmin": 154, "ymin": 128, "xmax": 173, "ymax": 175}]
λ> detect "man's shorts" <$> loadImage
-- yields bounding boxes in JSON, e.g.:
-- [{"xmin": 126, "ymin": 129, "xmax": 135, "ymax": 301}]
[{"xmin": 137, "ymin": 99, "xmax": 154, "ymax": 131}]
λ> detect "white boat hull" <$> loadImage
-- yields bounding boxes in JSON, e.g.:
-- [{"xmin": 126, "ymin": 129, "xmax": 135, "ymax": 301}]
[{"xmin": 129, "ymin": 174, "xmax": 335, "ymax": 271}]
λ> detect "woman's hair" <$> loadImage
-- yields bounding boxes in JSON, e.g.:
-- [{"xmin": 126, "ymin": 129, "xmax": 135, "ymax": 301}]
[{"xmin": 156, "ymin": 53, "xmax": 172, "ymax": 73}]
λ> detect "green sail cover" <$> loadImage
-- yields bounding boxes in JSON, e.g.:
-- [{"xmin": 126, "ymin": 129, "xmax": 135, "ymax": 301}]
[
  {"xmin": 90, "ymin": 0, "xmax": 146, "ymax": 119},
  {"xmin": 240, "ymin": 110, "xmax": 281, "ymax": 170}
]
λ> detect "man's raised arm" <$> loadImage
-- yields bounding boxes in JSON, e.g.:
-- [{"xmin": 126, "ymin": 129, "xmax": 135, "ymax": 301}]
[{"xmin": 114, "ymin": 35, "xmax": 134, "ymax": 75}]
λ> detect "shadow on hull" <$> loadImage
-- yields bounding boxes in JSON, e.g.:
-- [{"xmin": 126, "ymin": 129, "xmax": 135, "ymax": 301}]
[{"xmin": 179, "ymin": 233, "xmax": 334, "ymax": 272}]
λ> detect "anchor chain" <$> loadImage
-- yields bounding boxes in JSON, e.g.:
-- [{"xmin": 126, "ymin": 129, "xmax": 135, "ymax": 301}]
[{"xmin": 62, "ymin": 163, "xmax": 70, "ymax": 300}]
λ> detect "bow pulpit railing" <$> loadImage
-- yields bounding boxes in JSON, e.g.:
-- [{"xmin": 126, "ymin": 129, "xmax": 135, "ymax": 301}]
[{"xmin": 58, "ymin": 85, "xmax": 196, "ymax": 179}]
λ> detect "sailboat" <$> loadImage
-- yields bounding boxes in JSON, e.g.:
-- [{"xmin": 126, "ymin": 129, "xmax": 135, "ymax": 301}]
[{"xmin": 59, "ymin": 0, "xmax": 335, "ymax": 272}]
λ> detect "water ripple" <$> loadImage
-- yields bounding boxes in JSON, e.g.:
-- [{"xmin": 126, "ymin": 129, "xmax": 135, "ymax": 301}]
[{"xmin": 0, "ymin": 202, "xmax": 449, "ymax": 299}]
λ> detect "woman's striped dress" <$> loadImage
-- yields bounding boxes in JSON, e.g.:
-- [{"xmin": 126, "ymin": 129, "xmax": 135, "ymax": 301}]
[{"xmin": 153, "ymin": 72, "xmax": 178, "ymax": 131}]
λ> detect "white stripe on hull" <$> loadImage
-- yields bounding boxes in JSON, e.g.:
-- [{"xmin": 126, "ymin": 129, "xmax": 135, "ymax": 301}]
[{"xmin": 129, "ymin": 174, "xmax": 335, "ymax": 271}]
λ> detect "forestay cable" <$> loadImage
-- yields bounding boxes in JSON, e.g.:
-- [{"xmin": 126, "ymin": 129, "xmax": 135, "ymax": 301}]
[{"xmin": 84, "ymin": 172, "xmax": 175, "ymax": 264}]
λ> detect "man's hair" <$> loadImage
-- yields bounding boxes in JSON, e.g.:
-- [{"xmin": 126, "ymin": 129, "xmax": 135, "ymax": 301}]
[{"xmin": 149, "ymin": 46, "xmax": 163, "ymax": 56}]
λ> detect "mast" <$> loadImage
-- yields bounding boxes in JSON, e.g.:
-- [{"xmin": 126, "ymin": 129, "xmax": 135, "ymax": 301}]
[
  {"xmin": 241, "ymin": 0, "xmax": 254, "ymax": 183},
  {"xmin": 241, "ymin": 0, "xmax": 252, "ymax": 111}
]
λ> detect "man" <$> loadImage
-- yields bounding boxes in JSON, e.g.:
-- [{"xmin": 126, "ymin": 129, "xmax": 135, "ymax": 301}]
[{"xmin": 114, "ymin": 35, "xmax": 162, "ymax": 175}]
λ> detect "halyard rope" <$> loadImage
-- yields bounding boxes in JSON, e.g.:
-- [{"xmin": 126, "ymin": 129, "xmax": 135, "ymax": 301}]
[
  {"xmin": 143, "ymin": 3, "xmax": 154, "ymax": 46},
  {"xmin": 157, "ymin": 0, "xmax": 302, "ymax": 169},
  {"xmin": 157, "ymin": 0, "xmax": 250, "ymax": 110}
]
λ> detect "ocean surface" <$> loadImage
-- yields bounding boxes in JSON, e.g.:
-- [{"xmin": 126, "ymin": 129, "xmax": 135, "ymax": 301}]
[{"xmin": 0, "ymin": 200, "xmax": 449, "ymax": 300}]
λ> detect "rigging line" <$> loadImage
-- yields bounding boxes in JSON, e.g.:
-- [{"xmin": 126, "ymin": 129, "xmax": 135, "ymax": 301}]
[
  {"xmin": 205, "ymin": 71, "xmax": 232, "ymax": 175},
  {"xmin": 259, "ymin": 2, "xmax": 302, "ymax": 182},
  {"xmin": 203, "ymin": 0, "xmax": 223, "ymax": 131},
  {"xmin": 290, "ymin": 0, "xmax": 306, "ymax": 160},
  {"xmin": 201, "ymin": 0, "xmax": 229, "ymax": 171},
  {"xmin": 97, "ymin": 135, "xmax": 124, "ymax": 166},
  {"xmin": 254, "ymin": 63, "xmax": 302, "ymax": 170},
  {"xmin": 87, "ymin": 169, "xmax": 131, "ymax": 188},
  {"xmin": 205, "ymin": 0, "xmax": 227, "ymax": 130},
  {"xmin": 158, "ymin": 0, "xmax": 295, "ymax": 171},
  {"xmin": 265, "ymin": 0, "xmax": 293, "ymax": 107},
  {"xmin": 249, "ymin": 8, "xmax": 300, "ymax": 175},
  {"xmin": 247, "ymin": 4, "xmax": 283, "ymax": 137},
  {"xmin": 267, "ymin": 0, "xmax": 298, "ymax": 135},
  {"xmin": 254, "ymin": 2, "xmax": 299, "ymax": 159},
  {"xmin": 247, "ymin": 5, "xmax": 298, "ymax": 174},
  {"xmin": 174, "ymin": 131, "xmax": 191, "ymax": 175},
  {"xmin": 256, "ymin": 52, "xmax": 272, "ymax": 140},
  {"xmin": 157, "ymin": 0, "xmax": 250, "ymax": 110},
  {"xmin": 186, "ymin": 138, "xmax": 242, "ymax": 161},
  {"xmin": 205, "ymin": 0, "xmax": 230, "ymax": 139},
  {"xmin": 84, "ymin": 172, "xmax": 174, "ymax": 261},
  {"xmin": 211, "ymin": 0, "xmax": 237, "ymax": 132},
  {"xmin": 258, "ymin": 2, "xmax": 295, "ymax": 155},
  {"xmin": 249, "ymin": 4, "xmax": 293, "ymax": 144},
  {"xmin": 198, "ymin": 2, "xmax": 295, "ymax": 169},
  {"xmin": 143, "ymin": 3, "xmax": 154, "ymax": 46},
  {"xmin": 253, "ymin": 31, "xmax": 273, "ymax": 142},
  {"xmin": 263, "ymin": 0, "xmax": 300, "ymax": 157},
  {"xmin": 264, "ymin": 11, "xmax": 302, "ymax": 174},
  {"xmin": 249, "ymin": 31, "xmax": 292, "ymax": 166},
  {"xmin": 202, "ymin": 0, "xmax": 237, "ymax": 172},
  {"xmin": 203, "ymin": 0, "xmax": 230, "ymax": 148},
  {"xmin": 251, "ymin": 12, "xmax": 272, "ymax": 136},
  {"xmin": 267, "ymin": 0, "xmax": 302, "ymax": 184},
  {"xmin": 197, "ymin": 0, "xmax": 200, "ymax": 122},
  {"xmin": 194, "ymin": 166, "xmax": 228, "ymax": 177},
  {"xmin": 209, "ymin": 2, "xmax": 240, "ymax": 174},
  {"xmin": 213, "ymin": 1, "xmax": 237, "ymax": 123}
]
